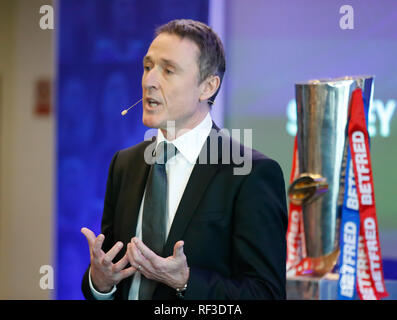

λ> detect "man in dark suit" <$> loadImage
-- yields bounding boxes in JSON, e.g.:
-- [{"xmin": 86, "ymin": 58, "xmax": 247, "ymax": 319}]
[{"xmin": 81, "ymin": 19, "xmax": 287, "ymax": 300}]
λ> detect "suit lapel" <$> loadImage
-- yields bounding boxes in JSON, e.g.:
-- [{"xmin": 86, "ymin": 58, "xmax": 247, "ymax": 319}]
[
  {"xmin": 118, "ymin": 137, "xmax": 156, "ymax": 300},
  {"xmin": 119, "ymin": 138, "xmax": 156, "ymax": 246},
  {"xmin": 162, "ymin": 122, "xmax": 223, "ymax": 257}
]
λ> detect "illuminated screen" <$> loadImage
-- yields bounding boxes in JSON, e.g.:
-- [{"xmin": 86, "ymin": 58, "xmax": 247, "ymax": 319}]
[{"xmin": 224, "ymin": 0, "xmax": 397, "ymax": 275}]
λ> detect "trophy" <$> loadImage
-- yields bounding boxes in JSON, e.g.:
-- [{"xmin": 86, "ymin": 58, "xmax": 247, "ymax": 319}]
[{"xmin": 288, "ymin": 76, "xmax": 374, "ymax": 277}]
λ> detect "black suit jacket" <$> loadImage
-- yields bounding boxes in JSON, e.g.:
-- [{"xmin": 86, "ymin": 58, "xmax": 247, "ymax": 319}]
[{"xmin": 82, "ymin": 123, "xmax": 288, "ymax": 300}]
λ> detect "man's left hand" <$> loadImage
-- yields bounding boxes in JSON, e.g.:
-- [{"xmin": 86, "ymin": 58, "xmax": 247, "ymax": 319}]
[{"xmin": 126, "ymin": 237, "xmax": 190, "ymax": 290}]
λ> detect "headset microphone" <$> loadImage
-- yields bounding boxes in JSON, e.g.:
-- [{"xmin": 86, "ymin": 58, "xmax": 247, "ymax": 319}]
[
  {"xmin": 121, "ymin": 98, "xmax": 215, "ymax": 116},
  {"xmin": 121, "ymin": 98, "xmax": 143, "ymax": 116}
]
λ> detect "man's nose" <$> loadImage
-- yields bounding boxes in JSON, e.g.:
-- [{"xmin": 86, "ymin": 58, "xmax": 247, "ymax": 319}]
[{"xmin": 142, "ymin": 68, "xmax": 160, "ymax": 90}]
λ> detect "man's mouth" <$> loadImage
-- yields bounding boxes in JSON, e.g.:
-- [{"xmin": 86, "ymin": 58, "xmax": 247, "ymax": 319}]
[{"xmin": 146, "ymin": 97, "xmax": 162, "ymax": 108}]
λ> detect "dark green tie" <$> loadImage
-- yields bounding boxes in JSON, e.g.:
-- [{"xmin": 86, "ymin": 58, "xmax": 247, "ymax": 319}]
[{"xmin": 139, "ymin": 141, "xmax": 178, "ymax": 300}]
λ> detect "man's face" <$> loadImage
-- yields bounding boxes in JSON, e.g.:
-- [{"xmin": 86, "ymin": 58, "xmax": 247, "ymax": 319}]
[{"xmin": 142, "ymin": 33, "xmax": 207, "ymax": 134}]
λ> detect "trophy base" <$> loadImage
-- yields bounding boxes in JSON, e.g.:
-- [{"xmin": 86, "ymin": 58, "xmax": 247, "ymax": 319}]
[
  {"xmin": 286, "ymin": 273, "xmax": 339, "ymax": 300},
  {"xmin": 287, "ymin": 273, "xmax": 397, "ymax": 300}
]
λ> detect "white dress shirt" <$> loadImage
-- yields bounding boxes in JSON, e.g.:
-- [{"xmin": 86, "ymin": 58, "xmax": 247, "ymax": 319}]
[{"xmin": 89, "ymin": 112, "xmax": 213, "ymax": 300}]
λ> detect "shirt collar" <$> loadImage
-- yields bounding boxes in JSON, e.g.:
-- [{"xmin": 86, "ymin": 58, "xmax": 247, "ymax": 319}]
[{"xmin": 156, "ymin": 112, "xmax": 213, "ymax": 164}]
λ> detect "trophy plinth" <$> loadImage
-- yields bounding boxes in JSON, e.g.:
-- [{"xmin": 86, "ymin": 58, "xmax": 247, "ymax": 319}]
[
  {"xmin": 286, "ymin": 274, "xmax": 339, "ymax": 300},
  {"xmin": 287, "ymin": 274, "xmax": 397, "ymax": 299}
]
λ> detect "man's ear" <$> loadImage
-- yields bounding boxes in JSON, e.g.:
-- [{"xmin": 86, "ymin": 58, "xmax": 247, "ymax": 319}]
[{"xmin": 199, "ymin": 75, "xmax": 220, "ymax": 103}]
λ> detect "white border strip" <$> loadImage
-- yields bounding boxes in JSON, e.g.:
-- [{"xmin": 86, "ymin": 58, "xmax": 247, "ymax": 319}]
[{"xmin": 208, "ymin": 0, "xmax": 226, "ymax": 128}]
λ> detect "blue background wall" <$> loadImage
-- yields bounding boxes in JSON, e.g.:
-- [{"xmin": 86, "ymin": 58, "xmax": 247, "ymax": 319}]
[{"xmin": 56, "ymin": 0, "xmax": 209, "ymax": 300}]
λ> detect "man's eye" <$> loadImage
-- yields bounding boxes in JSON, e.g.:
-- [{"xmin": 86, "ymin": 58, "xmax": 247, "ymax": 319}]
[
  {"xmin": 165, "ymin": 69, "xmax": 174, "ymax": 74},
  {"xmin": 143, "ymin": 65, "xmax": 151, "ymax": 71}
]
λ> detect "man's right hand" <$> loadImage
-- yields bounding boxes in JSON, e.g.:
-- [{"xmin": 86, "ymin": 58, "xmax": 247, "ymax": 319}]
[{"xmin": 81, "ymin": 227, "xmax": 137, "ymax": 293}]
